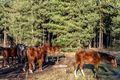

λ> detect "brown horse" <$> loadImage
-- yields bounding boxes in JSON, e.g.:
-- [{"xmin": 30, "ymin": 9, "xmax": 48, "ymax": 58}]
[
  {"xmin": 0, "ymin": 47, "xmax": 17, "ymax": 67},
  {"xmin": 46, "ymin": 44, "xmax": 61, "ymax": 62},
  {"xmin": 26, "ymin": 43, "xmax": 62, "ymax": 73},
  {"xmin": 26, "ymin": 43, "xmax": 49, "ymax": 73},
  {"xmin": 74, "ymin": 48, "xmax": 117, "ymax": 78}
]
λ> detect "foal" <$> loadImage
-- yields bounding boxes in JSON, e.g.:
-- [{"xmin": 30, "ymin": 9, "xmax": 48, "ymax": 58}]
[{"xmin": 74, "ymin": 48, "xmax": 117, "ymax": 78}]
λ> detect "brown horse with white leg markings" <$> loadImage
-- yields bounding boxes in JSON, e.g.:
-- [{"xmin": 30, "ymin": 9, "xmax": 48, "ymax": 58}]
[
  {"xmin": 26, "ymin": 43, "xmax": 49, "ymax": 73},
  {"xmin": 74, "ymin": 48, "xmax": 117, "ymax": 79}
]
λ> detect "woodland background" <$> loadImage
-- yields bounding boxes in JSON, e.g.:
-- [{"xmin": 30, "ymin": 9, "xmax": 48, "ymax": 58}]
[{"xmin": 0, "ymin": 0, "xmax": 120, "ymax": 51}]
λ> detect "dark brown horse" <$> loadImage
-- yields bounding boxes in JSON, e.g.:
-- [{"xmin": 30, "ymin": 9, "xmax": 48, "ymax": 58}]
[
  {"xmin": 74, "ymin": 48, "xmax": 117, "ymax": 79},
  {"xmin": 16, "ymin": 44, "xmax": 27, "ymax": 71},
  {"xmin": 0, "ymin": 46, "xmax": 17, "ymax": 67}
]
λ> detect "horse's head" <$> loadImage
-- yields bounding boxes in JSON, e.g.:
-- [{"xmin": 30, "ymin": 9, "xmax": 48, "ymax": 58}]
[
  {"xmin": 53, "ymin": 45, "xmax": 61, "ymax": 52},
  {"xmin": 110, "ymin": 56, "xmax": 117, "ymax": 68},
  {"xmin": 41, "ymin": 43, "xmax": 51, "ymax": 53},
  {"xmin": 99, "ymin": 52, "xmax": 117, "ymax": 68}
]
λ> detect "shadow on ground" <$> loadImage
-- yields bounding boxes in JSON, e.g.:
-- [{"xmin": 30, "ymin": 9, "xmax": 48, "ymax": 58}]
[{"xmin": 0, "ymin": 54, "xmax": 65, "ymax": 80}]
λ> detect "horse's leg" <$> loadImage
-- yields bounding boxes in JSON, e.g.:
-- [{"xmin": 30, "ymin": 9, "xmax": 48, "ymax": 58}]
[
  {"xmin": 51, "ymin": 53, "xmax": 55, "ymax": 62},
  {"xmin": 22, "ymin": 57, "xmax": 28, "ymax": 72},
  {"xmin": 23, "ymin": 61, "xmax": 28, "ymax": 72},
  {"xmin": 28, "ymin": 58, "xmax": 34, "ymax": 73},
  {"xmin": 44, "ymin": 53, "xmax": 48, "ymax": 63},
  {"xmin": 56, "ymin": 53, "xmax": 59, "ymax": 64},
  {"xmin": 94, "ymin": 64, "xmax": 99, "ymax": 80},
  {"xmin": 51, "ymin": 56, "xmax": 54, "ymax": 62},
  {"xmin": 6, "ymin": 57, "xmax": 9, "ymax": 67},
  {"xmin": 38, "ymin": 58, "xmax": 43, "ymax": 72},
  {"xmin": 2, "ymin": 57, "xmax": 6, "ymax": 67},
  {"xmin": 23, "ymin": 63, "xmax": 26, "ymax": 72},
  {"xmin": 3, "ymin": 53, "xmax": 9, "ymax": 67},
  {"xmin": 56, "ymin": 55, "xmax": 59, "ymax": 63},
  {"xmin": 79, "ymin": 64, "xmax": 85, "ymax": 76},
  {"xmin": 74, "ymin": 63, "xmax": 80, "ymax": 78},
  {"xmin": 2, "ymin": 56, "xmax": 9, "ymax": 67},
  {"xmin": 2, "ymin": 53, "xmax": 5, "ymax": 67},
  {"xmin": 45, "ymin": 56, "xmax": 48, "ymax": 63},
  {"xmin": 11, "ymin": 57, "xmax": 14, "ymax": 65}
]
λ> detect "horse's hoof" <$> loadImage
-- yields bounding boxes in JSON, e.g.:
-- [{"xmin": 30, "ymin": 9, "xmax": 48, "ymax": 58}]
[
  {"xmin": 38, "ymin": 69, "xmax": 42, "ymax": 72},
  {"xmin": 22, "ymin": 68, "xmax": 26, "ymax": 72},
  {"xmin": 29, "ymin": 69, "xmax": 33, "ymax": 73},
  {"xmin": 6, "ymin": 65, "xmax": 10, "ymax": 68},
  {"xmin": 74, "ymin": 75, "xmax": 78, "ymax": 79}
]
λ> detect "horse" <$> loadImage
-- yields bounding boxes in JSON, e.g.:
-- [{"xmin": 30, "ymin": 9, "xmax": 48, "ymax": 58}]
[
  {"xmin": 74, "ymin": 48, "xmax": 117, "ymax": 79},
  {"xmin": 0, "ymin": 47, "xmax": 4, "ymax": 67},
  {"xmin": 44, "ymin": 43, "xmax": 61, "ymax": 62},
  {"xmin": 26, "ymin": 43, "xmax": 49, "ymax": 73},
  {"xmin": 0, "ymin": 46, "xmax": 17, "ymax": 67},
  {"xmin": 16, "ymin": 44, "xmax": 27, "ymax": 71}
]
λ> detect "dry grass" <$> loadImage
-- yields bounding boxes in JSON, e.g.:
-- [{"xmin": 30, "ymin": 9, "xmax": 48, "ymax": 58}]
[
  {"xmin": 26, "ymin": 52, "xmax": 96, "ymax": 80},
  {"xmin": 27, "ymin": 66, "xmax": 95, "ymax": 80},
  {"xmin": 0, "ymin": 52, "xmax": 120, "ymax": 80}
]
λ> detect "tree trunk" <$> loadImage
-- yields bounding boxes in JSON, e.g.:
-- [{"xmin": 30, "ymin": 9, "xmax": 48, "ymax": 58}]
[
  {"xmin": 48, "ymin": 32, "xmax": 53, "ymax": 46},
  {"xmin": 31, "ymin": 28, "xmax": 34, "ymax": 45},
  {"xmin": 89, "ymin": 40, "xmax": 91, "ymax": 48},
  {"xmin": 3, "ymin": 30, "xmax": 7, "ymax": 47},
  {"xmin": 48, "ymin": 32, "xmax": 51, "ymax": 46},
  {"xmin": 109, "ymin": 31, "xmax": 112, "ymax": 47},
  {"xmin": 99, "ymin": 27, "xmax": 103, "ymax": 49},
  {"xmin": 99, "ymin": 3, "xmax": 103, "ymax": 49},
  {"xmin": 42, "ymin": 28, "xmax": 45, "ymax": 44},
  {"xmin": 94, "ymin": 37, "xmax": 96, "ymax": 47}
]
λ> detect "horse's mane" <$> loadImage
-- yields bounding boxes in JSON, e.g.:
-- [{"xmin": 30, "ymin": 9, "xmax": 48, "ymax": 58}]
[{"xmin": 98, "ymin": 51, "xmax": 115, "ymax": 60}]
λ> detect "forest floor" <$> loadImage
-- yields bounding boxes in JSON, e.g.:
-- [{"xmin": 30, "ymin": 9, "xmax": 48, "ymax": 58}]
[{"xmin": 0, "ymin": 51, "xmax": 120, "ymax": 80}]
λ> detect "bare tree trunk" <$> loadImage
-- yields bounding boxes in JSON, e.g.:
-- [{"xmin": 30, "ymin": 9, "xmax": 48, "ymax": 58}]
[
  {"xmin": 99, "ymin": 26, "xmax": 103, "ymax": 49},
  {"xmin": 3, "ymin": 30, "xmax": 7, "ymax": 47},
  {"xmin": 48, "ymin": 32, "xmax": 52, "ymax": 46},
  {"xmin": 109, "ymin": 31, "xmax": 112, "ymax": 47},
  {"xmin": 31, "ymin": 28, "xmax": 34, "ymax": 46},
  {"xmin": 94, "ymin": 37, "xmax": 96, "ymax": 47},
  {"xmin": 48, "ymin": 32, "xmax": 50, "ymax": 46},
  {"xmin": 99, "ymin": 2, "xmax": 103, "ymax": 49},
  {"xmin": 42, "ymin": 28, "xmax": 45, "ymax": 44},
  {"xmin": 89, "ymin": 40, "xmax": 91, "ymax": 48}
]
